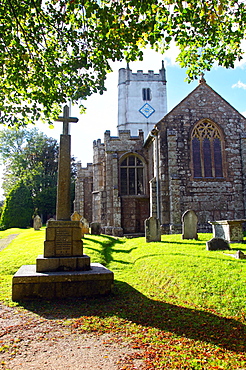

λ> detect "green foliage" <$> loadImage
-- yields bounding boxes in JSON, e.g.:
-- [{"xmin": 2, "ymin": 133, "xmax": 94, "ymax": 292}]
[
  {"xmin": 0, "ymin": 181, "xmax": 33, "ymax": 228},
  {"xmin": 0, "ymin": 0, "xmax": 245, "ymax": 127},
  {"xmin": 0, "ymin": 127, "xmax": 59, "ymax": 221},
  {"xmin": 0, "ymin": 127, "xmax": 58, "ymax": 194},
  {"xmin": 0, "ymin": 127, "xmax": 77, "ymax": 221}
]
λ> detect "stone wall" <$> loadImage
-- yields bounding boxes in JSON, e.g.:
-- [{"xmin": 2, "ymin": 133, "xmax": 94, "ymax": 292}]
[
  {"xmin": 74, "ymin": 163, "xmax": 93, "ymax": 222},
  {"xmin": 103, "ymin": 130, "xmax": 150, "ymax": 234},
  {"xmin": 92, "ymin": 139, "xmax": 106, "ymax": 224},
  {"xmin": 157, "ymin": 80, "xmax": 246, "ymax": 233}
]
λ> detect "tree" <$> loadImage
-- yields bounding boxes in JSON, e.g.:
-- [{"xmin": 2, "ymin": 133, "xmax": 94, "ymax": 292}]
[
  {"xmin": 0, "ymin": 0, "xmax": 244, "ymax": 127},
  {"xmin": 0, "ymin": 127, "xmax": 77, "ymax": 221},
  {"xmin": 0, "ymin": 127, "xmax": 59, "ymax": 220},
  {"xmin": 0, "ymin": 181, "xmax": 33, "ymax": 228}
]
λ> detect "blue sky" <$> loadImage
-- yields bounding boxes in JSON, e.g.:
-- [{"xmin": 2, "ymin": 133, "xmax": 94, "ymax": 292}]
[
  {"xmin": 57, "ymin": 49, "xmax": 246, "ymax": 164},
  {"xmin": 1, "ymin": 48, "xmax": 246, "ymax": 199},
  {"xmin": 38, "ymin": 49, "xmax": 246, "ymax": 165}
]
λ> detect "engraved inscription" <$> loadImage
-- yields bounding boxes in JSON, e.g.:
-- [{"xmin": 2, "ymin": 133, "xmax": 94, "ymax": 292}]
[{"xmin": 56, "ymin": 229, "xmax": 72, "ymax": 256}]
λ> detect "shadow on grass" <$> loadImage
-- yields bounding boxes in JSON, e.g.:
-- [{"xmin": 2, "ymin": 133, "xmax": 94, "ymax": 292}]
[
  {"xmin": 160, "ymin": 240, "xmax": 207, "ymax": 246},
  {"xmin": 83, "ymin": 235, "xmax": 136, "ymax": 267},
  {"xmin": 21, "ymin": 280, "xmax": 246, "ymax": 353}
]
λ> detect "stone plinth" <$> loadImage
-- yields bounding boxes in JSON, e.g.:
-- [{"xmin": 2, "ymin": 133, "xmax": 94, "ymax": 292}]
[
  {"xmin": 36, "ymin": 219, "xmax": 86, "ymax": 273},
  {"xmin": 44, "ymin": 220, "xmax": 83, "ymax": 258},
  {"xmin": 12, "ymin": 263, "xmax": 114, "ymax": 301},
  {"xmin": 36, "ymin": 255, "xmax": 91, "ymax": 272},
  {"xmin": 209, "ymin": 219, "xmax": 246, "ymax": 242},
  {"xmin": 12, "ymin": 219, "xmax": 114, "ymax": 300}
]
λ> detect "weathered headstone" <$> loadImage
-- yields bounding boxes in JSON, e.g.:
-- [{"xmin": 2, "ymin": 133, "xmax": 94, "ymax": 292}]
[
  {"xmin": 12, "ymin": 106, "xmax": 114, "ymax": 301},
  {"xmin": 33, "ymin": 215, "xmax": 42, "ymax": 230},
  {"xmin": 145, "ymin": 216, "xmax": 161, "ymax": 242},
  {"xmin": 206, "ymin": 237, "xmax": 231, "ymax": 251},
  {"xmin": 182, "ymin": 210, "xmax": 198, "ymax": 240},
  {"xmin": 81, "ymin": 217, "xmax": 89, "ymax": 235},
  {"xmin": 91, "ymin": 222, "xmax": 101, "ymax": 235},
  {"xmin": 71, "ymin": 211, "xmax": 82, "ymax": 221}
]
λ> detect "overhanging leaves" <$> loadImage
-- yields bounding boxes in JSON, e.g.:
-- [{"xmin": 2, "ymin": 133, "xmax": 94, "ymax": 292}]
[{"xmin": 0, "ymin": 0, "xmax": 246, "ymax": 127}]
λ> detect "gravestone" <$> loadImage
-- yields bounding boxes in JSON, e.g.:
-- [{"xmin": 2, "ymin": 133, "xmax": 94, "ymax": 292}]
[
  {"xmin": 12, "ymin": 106, "xmax": 114, "ymax": 301},
  {"xmin": 182, "ymin": 210, "xmax": 198, "ymax": 240},
  {"xmin": 206, "ymin": 237, "xmax": 231, "ymax": 251},
  {"xmin": 33, "ymin": 215, "xmax": 42, "ymax": 230},
  {"xmin": 71, "ymin": 212, "xmax": 85, "ymax": 237},
  {"xmin": 71, "ymin": 211, "xmax": 82, "ymax": 221},
  {"xmin": 91, "ymin": 222, "xmax": 101, "ymax": 235},
  {"xmin": 81, "ymin": 217, "xmax": 89, "ymax": 236},
  {"xmin": 145, "ymin": 216, "xmax": 161, "ymax": 242}
]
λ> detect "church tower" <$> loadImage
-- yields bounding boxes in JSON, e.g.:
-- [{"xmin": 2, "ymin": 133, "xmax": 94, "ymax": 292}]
[{"xmin": 117, "ymin": 62, "xmax": 167, "ymax": 138}]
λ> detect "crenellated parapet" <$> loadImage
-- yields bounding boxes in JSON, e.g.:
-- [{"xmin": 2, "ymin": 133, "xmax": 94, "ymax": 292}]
[
  {"xmin": 104, "ymin": 129, "xmax": 145, "ymax": 153},
  {"xmin": 117, "ymin": 63, "xmax": 167, "ymax": 139}
]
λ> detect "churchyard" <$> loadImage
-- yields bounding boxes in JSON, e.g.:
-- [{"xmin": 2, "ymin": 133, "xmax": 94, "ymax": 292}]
[{"xmin": 1, "ymin": 228, "xmax": 246, "ymax": 369}]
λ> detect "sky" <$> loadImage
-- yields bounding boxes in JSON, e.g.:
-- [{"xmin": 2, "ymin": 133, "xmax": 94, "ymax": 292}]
[
  {"xmin": 38, "ymin": 48, "xmax": 246, "ymax": 164},
  {"xmin": 1, "ymin": 47, "xmax": 246, "ymax": 199}
]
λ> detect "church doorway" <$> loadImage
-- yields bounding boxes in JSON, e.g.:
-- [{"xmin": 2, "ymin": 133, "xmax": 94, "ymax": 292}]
[{"xmin": 121, "ymin": 197, "xmax": 149, "ymax": 234}]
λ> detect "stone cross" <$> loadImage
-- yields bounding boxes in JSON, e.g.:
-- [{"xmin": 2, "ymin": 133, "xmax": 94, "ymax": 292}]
[
  {"xmin": 56, "ymin": 105, "xmax": 78, "ymax": 135},
  {"xmin": 55, "ymin": 105, "xmax": 78, "ymax": 220}
]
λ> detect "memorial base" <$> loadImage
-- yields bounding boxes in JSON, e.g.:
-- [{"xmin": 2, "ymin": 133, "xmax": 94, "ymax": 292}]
[
  {"xmin": 12, "ymin": 263, "xmax": 114, "ymax": 301},
  {"xmin": 36, "ymin": 254, "xmax": 91, "ymax": 272}
]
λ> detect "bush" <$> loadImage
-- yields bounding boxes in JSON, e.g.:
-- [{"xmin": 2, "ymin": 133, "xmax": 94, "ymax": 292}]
[{"xmin": 0, "ymin": 181, "xmax": 33, "ymax": 228}]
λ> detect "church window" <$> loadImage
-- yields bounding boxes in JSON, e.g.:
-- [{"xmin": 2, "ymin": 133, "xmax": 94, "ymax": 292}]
[
  {"xmin": 142, "ymin": 88, "xmax": 151, "ymax": 101},
  {"xmin": 191, "ymin": 120, "xmax": 224, "ymax": 178},
  {"xmin": 120, "ymin": 155, "xmax": 145, "ymax": 195}
]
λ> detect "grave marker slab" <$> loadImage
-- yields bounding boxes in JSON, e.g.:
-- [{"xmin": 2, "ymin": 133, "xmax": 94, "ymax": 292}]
[
  {"xmin": 33, "ymin": 215, "xmax": 42, "ymax": 230},
  {"xmin": 182, "ymin": 210, "xmax": 198, "ymax": 240},
  {"xmin": 206, "ymin": 237, "xmax": 231, "ymax": 251},
  {"xmin": 145, "ymin": 216, "xmax": 161, "ymax": 242}
]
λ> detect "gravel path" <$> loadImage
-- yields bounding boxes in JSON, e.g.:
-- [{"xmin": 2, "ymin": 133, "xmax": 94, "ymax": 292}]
[
  {"xmin": 0, "ymin": 234, "xmax": 19, "ymax": 252},
  {"xmin": 0, "ymin": 303, "xmax": 143, "ymax": 370}
]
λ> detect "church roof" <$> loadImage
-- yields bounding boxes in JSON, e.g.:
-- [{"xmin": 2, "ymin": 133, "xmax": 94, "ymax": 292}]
[{"xmin": 155, "ymin": 77, "xmax": 246, "ymax": 129}]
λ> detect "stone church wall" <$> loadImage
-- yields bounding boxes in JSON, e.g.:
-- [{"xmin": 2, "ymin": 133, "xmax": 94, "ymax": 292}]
[
  {"xmin": 102, "ymin": 130, "xmax": 149, "ymax": 235},
  {"xmin": 157, "ymin": 81, "xmax": 246, "ymax": 233},
  {"xmin": 74, "ymin": 163, "xmax": 93, "ymax": 222},
  {"xmin": 92, "ymin": 139, "xmax": 106, "ymax": 224}
]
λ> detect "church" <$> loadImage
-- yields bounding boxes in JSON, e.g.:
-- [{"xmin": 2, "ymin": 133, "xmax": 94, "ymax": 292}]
[{"xmin": 74, "ymin": 63, "xmax": 246, "ymax": 236}]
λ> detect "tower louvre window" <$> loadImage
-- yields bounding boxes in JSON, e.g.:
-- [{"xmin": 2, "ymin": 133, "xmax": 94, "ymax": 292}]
[
  {"xmin": 191, "ymin": 120, "xmax": 224, "ymax": 179},
  {"xmin": 142, "ymin": 88, "xmax": 151, "ymax": 101}
]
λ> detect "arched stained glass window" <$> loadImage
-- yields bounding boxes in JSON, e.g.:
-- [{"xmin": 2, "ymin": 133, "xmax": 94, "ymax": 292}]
[
  {"xmin": 192, "ymin": 138, "xmax": 202, "ymax": 177},
  {"xmin": 191, "ymin": 120, "xmax": 224, "ymax": 179},
  {"xmin": 120, "ymin": 155, "xmax": 145, "ymax": 195}
]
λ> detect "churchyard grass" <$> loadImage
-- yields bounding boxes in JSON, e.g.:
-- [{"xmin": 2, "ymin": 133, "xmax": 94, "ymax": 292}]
[{"xmin": 1, "ymin": 229, "xmax": 246, "ymax": 369}]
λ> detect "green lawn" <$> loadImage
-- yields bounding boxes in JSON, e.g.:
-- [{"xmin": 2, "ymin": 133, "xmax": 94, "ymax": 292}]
[{"xmin": 1, "ymin": 229, "xmax": 246, "ymax": 369}]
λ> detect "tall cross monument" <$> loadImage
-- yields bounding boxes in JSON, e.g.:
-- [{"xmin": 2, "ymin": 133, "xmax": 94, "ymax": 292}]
[
  {"xmin": 37, "ymin": 104, "xmax": 89, "ymax": 269},
  {"xmin": 12, "ymin": 105, "xmax": 114, "ymax": 301},
  {"xmin": 55, "ymin": 105, "xmax": 78, "ymax": 220}
]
